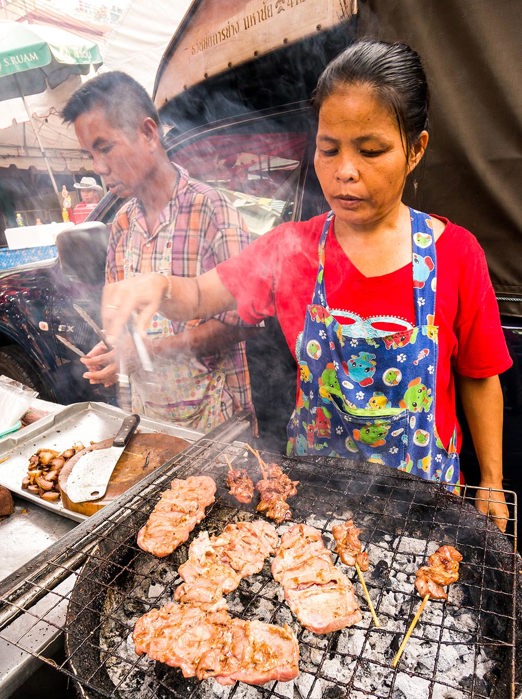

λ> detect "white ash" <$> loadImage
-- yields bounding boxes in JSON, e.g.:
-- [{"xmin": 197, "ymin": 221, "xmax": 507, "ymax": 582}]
[
  {"xmin": 88, "ymin": 519, "xmax": 507, "ymax": 699},
  {"xmin": 295, "ymin": 672, "xmax": 323, "ymax": 699},
  {"xmin": 394, "ymin": 671, "xmax": 431, "ymax": 697}
]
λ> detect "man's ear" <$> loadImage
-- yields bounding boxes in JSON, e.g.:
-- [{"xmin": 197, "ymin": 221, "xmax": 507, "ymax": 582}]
[
  {"xmin": 141, "ymin": 116, "xmax": 159, "ymax": 144},
  {"xmin": 408, "ymin": 130, "xmax": 429, "ymax": 174}
]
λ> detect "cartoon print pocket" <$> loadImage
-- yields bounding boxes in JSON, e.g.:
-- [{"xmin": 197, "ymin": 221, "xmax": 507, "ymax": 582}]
[{"xmin": 330, "ymin": 403, "xmax": 408, "ymax": 464}]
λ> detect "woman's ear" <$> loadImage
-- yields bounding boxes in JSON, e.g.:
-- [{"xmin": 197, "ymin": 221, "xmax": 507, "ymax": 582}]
[{"xmin": 408, "ymin": 130, "xmax": 429, "ymax": 174}]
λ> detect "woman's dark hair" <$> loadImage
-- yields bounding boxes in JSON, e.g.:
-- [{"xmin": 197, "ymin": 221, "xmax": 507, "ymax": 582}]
[
  {"xmin": 62, "ymin": 71, "xmax": 160, "ymax": 132},
  {"xmin": 312, "ymin": 40, "xmax": 429, "ymax": 156}
]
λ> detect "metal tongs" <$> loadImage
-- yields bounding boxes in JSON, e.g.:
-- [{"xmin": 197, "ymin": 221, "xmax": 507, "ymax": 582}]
[
  {"xmin": 71, "ymin": 303, "xmax": 153, "ymax": 373},
  {"xmin": 56, "ymin": 304, "xmax": 153, "ymax": 376}
]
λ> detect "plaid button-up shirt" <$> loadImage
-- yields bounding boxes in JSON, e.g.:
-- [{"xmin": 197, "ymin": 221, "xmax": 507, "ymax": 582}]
[{"xmin": 106, "ymin": 162, "xmax": 255, "ymax": 429}]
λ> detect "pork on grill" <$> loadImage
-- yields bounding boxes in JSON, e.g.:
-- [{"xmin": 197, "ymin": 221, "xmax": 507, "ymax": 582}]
[
  {"xmin": 137, "ymin": 476, "xmax": 216, "ymax": 558},
  {"xmin": 256, "ymin": 463, "xmax": 299, "ymax": 524},
  {"xmin": 226, "ymin": 467, "xmax": 255, "ymax": 504},
  {"xmin": 133, "ymin": 602, "xmax": 299, "ymax": 686},
  {"xmin": 415, "ymin": 544, "xmax": 463, "ymax": 600},
  {"xmin": 175, "ymin": 520, "xmax": 278, "ymax": 608},
  {"xmin": 272, "ymin": 523, "xmax": 362, "ymax": 634},
  {"xmin": 332, "ymin": 519, "xmax": 369, "ymax": 571}
]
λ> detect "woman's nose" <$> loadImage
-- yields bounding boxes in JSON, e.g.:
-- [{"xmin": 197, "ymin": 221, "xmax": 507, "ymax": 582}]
[{"xmin": 336, "ymin": 157, "xmax": 359, "ymax": 182}]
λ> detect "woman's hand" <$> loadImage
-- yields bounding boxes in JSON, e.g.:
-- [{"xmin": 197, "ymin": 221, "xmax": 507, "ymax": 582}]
[
  {"xmin": 102, "ymin": 273, "xmax": 168, "ymax": 341},
  {"xmin": 474, "ymin": 482, "xmax": 509, "ymax": 532}
]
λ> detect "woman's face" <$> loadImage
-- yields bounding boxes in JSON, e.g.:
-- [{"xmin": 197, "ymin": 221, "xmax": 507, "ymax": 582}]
[{"xmin": 314, "ymin": 82, "xmax": 426, "ymax": 234}]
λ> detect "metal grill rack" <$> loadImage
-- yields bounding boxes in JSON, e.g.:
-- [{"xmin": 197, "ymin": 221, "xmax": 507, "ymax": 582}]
[{"xmin": 0, "ymin": 431, "xmax": 519, "ymax": 699}]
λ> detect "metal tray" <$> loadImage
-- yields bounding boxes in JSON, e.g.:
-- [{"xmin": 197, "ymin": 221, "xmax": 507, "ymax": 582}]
[{"xmin": 0, "ymin": 401, "xmax": 202, "ymax": 523}]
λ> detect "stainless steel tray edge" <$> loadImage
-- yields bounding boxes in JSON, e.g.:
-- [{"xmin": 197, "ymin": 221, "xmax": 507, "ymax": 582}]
[{"xmin": 0, "ymin": 401, "xmax": 204, "ymax": 523}]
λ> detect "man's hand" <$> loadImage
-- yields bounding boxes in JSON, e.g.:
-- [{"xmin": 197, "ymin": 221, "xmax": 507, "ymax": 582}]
[
  {"xmin": 474, "ymin": 483, "xmax": 509, "ymax": 532},
  {"xmin": 80, "ymin": 341, "xmax": 118, "ymax": 387}
]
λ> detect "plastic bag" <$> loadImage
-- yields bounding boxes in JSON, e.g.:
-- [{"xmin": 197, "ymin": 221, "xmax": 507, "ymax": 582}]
[{"xmin": 0, "ymin": 375, "xmax": 38, "ymax": 434}]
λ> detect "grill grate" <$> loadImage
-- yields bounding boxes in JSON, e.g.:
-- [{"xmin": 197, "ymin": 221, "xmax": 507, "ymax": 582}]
[{"xmin": 0, "ymin": 433, "xmax": 519, "ymax": 699}]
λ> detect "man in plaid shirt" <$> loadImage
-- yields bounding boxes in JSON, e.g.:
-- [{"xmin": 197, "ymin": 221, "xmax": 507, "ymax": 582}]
[{"xmin": 63, "ymin": 71, "xmax": 256, "ymax": 433}]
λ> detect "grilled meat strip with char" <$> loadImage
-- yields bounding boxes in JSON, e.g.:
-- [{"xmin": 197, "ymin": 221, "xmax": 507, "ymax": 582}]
[
  {"xmin": 175, "ymin": 520, "xmax": 278, "ymax": 608},
  {"xmin": 137, "ymin": 476, "xmax": 216, "ymax": 558},
  {"xmin": 226, "ymin": 468, "xmax": 255, "ymax": 504},
  {"xmin": 133, "ymin": 602, "xmax": 299, "ymax": 686},
  {"xmin": 332, "ymin": 519, "xmax": 369, "ymax": 571},
  {"xmin": 415, "ymin": 544, "xmax": 463, "ymax": 600},
  {"xmin": 256, "ymin": 463, "xmax": 299, "ymax": 524},
  {"xmin": 272, "ymin": 523, "xmax": 362, "ymax": 634}
]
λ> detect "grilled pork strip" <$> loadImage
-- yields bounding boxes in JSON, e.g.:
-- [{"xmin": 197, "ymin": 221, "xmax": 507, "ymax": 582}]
[
  {"xmin": 226, "ymin": 468, "xmax": 255, "ymax": 503},
  {"xmin": 272, "ymin": 523, "xmax": 362, "ymax": 634},
  {"xmin": 133, "ymin": 602, "xmax": 299, "ymax": 686},
  {"xmin": 415, "ymin": 544, "xmax": 463, "ymax": 600},
  {"xmin": 175, "ymin": 520, "xmax": 278, "ymax": 607},
  {"xmin": 255, "ymin": 463, "xmax": 299, "ymax": 524},
  {"xmin": 332, "ymin": 519, "xmax": 370, "ymax": 571},
  {"xmin": 137, "ymin": 476, "xmax": 216, "ymax": 558}
]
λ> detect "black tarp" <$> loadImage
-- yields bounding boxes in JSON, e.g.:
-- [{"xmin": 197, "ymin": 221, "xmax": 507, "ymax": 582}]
[{"xmin": 358, "ymin": 0, "xmax": 522, "ymax": 317}]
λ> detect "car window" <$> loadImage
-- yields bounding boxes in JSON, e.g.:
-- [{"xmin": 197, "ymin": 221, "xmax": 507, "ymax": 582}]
[{"xmin": 168, "ymin": 129, "xmax": 308, "ymax": 236}]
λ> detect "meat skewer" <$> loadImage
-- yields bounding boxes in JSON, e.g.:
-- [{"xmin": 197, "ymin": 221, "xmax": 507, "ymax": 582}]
[
  {"xmin": 225, "ymin": 455, "xmax": 254, "ymax": 504},
  {"xmin": 332, "ymin": 520, "xmax": 379, "ymax": 627},
  {"xmin": 392, "ymin": 544, "xmax": 462, "ymax": 667},
  {"xmin": 245, "ymin": 444, "xmax": 299, "ymax": 525}
]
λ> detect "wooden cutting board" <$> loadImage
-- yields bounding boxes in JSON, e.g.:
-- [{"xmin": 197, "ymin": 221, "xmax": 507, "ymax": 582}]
[{"xmin": 59, "ymin": 432, "xmax": 190, "ymax": 516}]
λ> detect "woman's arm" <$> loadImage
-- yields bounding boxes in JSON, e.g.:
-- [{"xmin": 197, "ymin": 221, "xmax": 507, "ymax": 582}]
[
  {"xmin": 457, "ymin": 374, "xmax": 509, "ymax": 531},
  {"xmin": 102, "ymin": 268, "xmax": 236, "ymax": 341}
]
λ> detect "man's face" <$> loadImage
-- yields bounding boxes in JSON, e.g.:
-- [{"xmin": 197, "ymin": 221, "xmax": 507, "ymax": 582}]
[{"xmin": 74, "ymin": 106, "xmax": 155, "ymax": 199}]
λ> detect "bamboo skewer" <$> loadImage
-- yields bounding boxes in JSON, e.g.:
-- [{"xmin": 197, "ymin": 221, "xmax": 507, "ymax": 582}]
[
  {"xmin": 355, "ymin": 562, "xmax": 380, "ymax": 627},
  {"xmin": 391, "ymin": 593, "xmax": 430, "ymax": 667},
  {"xmin": 244, "ymin": 443, "xmax": 268, "ymax": 478},
  {"xmin": 224, "ymin": 455, "xmax": 234, "ymax": 472}
]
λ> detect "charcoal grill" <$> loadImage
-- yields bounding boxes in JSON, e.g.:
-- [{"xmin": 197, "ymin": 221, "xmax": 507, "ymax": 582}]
[{"xmin": 0, "ymin": 417, "xmax": 520, "ymax": 699}]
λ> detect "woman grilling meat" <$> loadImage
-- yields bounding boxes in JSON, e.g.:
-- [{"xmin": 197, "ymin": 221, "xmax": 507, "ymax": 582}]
[{"xmin": 100, "ymin": 40, "xmax": 512, "ymax": 531}]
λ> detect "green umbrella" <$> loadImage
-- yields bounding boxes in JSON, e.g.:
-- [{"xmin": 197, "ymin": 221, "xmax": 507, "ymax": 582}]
[
  {"xmin": 0, "ymin": 20, "xmax": 103, "ymax": 99},
  {"xmin": 0, "ymin": 20, "xmax": 103, "ymax": 204}
]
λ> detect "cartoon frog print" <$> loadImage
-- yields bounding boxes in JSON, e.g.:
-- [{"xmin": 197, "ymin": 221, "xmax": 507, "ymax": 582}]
[
  {"xmin": 417, "ymin": 455, "xmax": 431, "ymax": 473},
  {"xmin": 400, "ymin": 377, "xmax": 433, "ymax": 413},
  {"xmin": 353, "ymin": 420, "xmax": 390, "ymax": 447},
  {"xmin": 309, "ymin": 305, "xmax": 333, "ymax": 326},
  {"xmin": 306, "ymin": 339, "xmax": 322, "ymax": 360},
  {"xmin": 383, "ymin": 327, "xmax": 419, "ymax": 350},
  {"xmin": 347, "ymin": 351, "xmax": 376, "ymax": 387},
  {"xmin": 315, "ymin": 406, "xmax": 332, "ymax": 439},
  {"xmin": 367, "ymin": 392, "xmax": 391, "ymax": 410},
  {"xmin": 412, "ymin": 253, "xmax": 435, "ymax": 289},
  {"xmin": 413, "ymin": 231, "xmax": 433, "ymax": 248},
  {"xmin": 318, "ymin": 363, "xmax": 342, "ymax": 400},
  {"xmin": 383, "ymin": 368, "xmax": 402, "ymax": 386},
  {"xmin": 299, "ymin": 362, "xmax": 312, "ymax": 383}
]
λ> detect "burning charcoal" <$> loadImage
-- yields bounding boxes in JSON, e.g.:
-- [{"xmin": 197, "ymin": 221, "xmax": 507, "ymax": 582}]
[
  {"xmin": 122, "ymin": 597, "xmax": 148, "ymax": 617},
  {"xmin": 369, "ymin": 558, "xmax": 390, "ymax": 582}
]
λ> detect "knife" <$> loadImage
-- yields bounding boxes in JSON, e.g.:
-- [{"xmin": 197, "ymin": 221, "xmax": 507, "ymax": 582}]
[
  {"xmin": 56, "ymin": 334, "xmax": 86, "ymax": 357},
  {"xmin": 64, "ymin": 413, "xmax": 140, "ymax": 503},
  {"xmin": 73, "ymin": 303, "xmax": 113, "ymax": 351}
]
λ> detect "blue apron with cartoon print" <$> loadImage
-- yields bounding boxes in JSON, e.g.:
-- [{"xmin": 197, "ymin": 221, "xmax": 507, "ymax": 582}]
[{"xmin": 287, "ymin": 208, "xmax": 460, "ymax": 491}]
